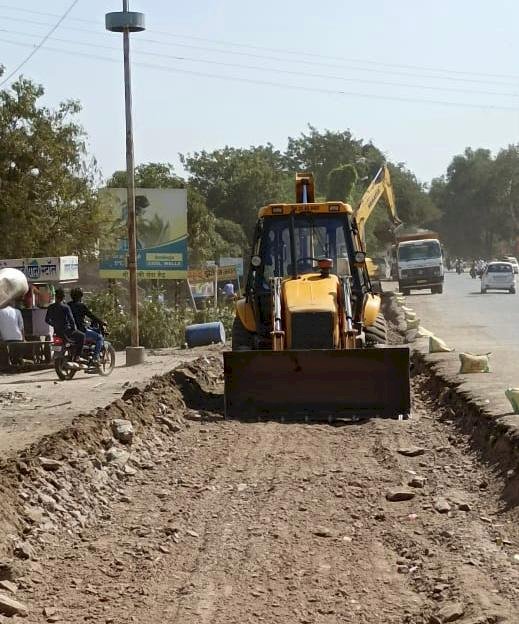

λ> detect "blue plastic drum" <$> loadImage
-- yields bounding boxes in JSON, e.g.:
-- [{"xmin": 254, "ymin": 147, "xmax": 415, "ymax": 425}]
[{"xmin": 185, "ymin": 321, "xmax": 226, "ymax": 348}]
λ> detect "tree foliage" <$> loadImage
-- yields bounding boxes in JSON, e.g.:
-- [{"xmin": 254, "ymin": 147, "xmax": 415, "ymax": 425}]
[
  {"xmin": 181, "ymin": 145, "xmax": 290, "ymax": 234},
  {"xmin": 431, "ymin": 146, "xmax": 519, "ymax": 257},
  {"xmin": 0, "ymin": 76, "xmax": 105, "ymax": 259},
  {"xmin": 326, "ymin": 164, "xmax": 358, "ymax": 202}
]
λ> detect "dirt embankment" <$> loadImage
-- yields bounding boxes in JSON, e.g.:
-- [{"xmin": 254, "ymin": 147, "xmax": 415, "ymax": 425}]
[{"xmin": 0, "ymin": 350, "xmax": 519, "ymax": 622}]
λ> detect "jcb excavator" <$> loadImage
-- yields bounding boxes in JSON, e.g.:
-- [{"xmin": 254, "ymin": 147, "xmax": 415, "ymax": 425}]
[
  {"xmin": 354, "ymin": 165, "xmax": 402, "ymax": 285},
  {"xmin": 224, "ymin": 172, "xmax": 410, "ymax": 421}
]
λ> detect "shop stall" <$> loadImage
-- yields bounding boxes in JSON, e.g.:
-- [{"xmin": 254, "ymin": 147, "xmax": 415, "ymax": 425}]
[{"xmin": 0, "ymin": 256, "xmax": 79, "ymax": 368}]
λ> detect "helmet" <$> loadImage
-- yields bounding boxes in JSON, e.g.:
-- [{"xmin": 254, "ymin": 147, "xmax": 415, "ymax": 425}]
[{"xmin": 70, "ymin": 287, "xmax": 83, "ymax": 301}]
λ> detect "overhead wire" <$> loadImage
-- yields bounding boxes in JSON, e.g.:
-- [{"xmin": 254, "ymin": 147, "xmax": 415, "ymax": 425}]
[
  {"xmin": 1, "ymin": 13, "xmax": 519, "ymax": 91},
  {"xmin": 0, "ymin": 36, "xmax": 517, "ymax": 112},
  {"xmin": 0, "ymin": 3, "xmax": 518, "ymax": 84},
  {"xmin": 3, "ymin": 26, "xmax": 519, "ymax": 99},
  {"xmin": 0, "ymin": 0, "xmax": 81, "ymax": 87}
]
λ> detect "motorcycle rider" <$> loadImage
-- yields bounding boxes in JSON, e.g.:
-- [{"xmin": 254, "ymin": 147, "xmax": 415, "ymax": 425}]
[
  {"xmin": 68, "ymin": 288, "xmax": 106, "ymax": 365},
  {"xmin": 45, "ymin": 288, "xmax": 85, "ymax": 369}
]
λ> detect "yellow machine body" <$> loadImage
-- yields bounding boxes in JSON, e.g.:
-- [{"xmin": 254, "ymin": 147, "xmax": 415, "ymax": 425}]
[{"xmin": 225, "ymin": 173, "xmax": 410, "ymax": 420}]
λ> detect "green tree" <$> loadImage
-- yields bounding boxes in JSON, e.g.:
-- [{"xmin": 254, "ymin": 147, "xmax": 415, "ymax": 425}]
[
  {"xmin": 284, "ymin": 125, "xmax": 383, "ymax": 193},
  {"xmin": 326, "ymin": 164, "xmax": 358, "ymax": 201},
  {"xmin": 180, "ymin": 145, "xmax": 290, "ymax": 234},
  {"xmin": 107, "ymin": 162, "xmax": 185, "ymax": 189},
  {"xmin": 0, "ymin": 75, "xmax": 106, "ymax": 258},
  {"xmin": 431, "ymin": 148, "xmax": 497, "ymax": 256}
]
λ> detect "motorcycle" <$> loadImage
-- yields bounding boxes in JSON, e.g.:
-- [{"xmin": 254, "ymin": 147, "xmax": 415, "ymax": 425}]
[
  {"xmin": 470, "ymin": 266, "xmax": 477, "ymax": 279},
  {"xmin": 52, "ymin": 324, "xmax": 116, "ymax": 380}
]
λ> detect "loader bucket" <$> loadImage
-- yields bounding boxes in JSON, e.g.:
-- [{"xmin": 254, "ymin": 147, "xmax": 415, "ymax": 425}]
[{"xmin": 223, "ymin": 347, "xmax": 410, "ymax": 420}]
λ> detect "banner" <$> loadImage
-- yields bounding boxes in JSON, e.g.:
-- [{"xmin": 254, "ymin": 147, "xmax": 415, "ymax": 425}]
[
  {"xmin": 99, "ymin": 188, "xmax": 188, "ymax": 279},
  {"xmin": 188, "ymin": 265, "xmax": 237, "ymax": 284},
  {"xmin": 219, "ymin": 257, "xmax": 244, "ymax": 278}
]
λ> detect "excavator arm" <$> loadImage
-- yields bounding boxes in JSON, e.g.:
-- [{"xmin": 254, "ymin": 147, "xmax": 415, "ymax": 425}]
[{"xmin": 355, "ymin": 165, "xmax": 401, "ymax": 247}]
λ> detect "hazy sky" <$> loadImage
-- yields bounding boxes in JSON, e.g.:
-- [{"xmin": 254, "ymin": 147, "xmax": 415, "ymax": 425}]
[{"xmin": 1, "ymin": 0, "xmax": 519, "ymax": 184}]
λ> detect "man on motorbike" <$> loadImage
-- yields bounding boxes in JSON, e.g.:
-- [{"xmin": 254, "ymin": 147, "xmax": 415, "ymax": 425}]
[
  {"xmin": 68, "ymin": 288, "xmax": 105, "ymax": 365},
  {"xmin": 45, "ymin": 288, "xmax": 85, "ymax": 369}
]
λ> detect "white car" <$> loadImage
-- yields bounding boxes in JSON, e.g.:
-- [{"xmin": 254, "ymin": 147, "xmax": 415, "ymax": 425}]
[
  {"xmin": 481, "ymin": 262, "xmax": 516, "ymax": 294},
  {"xmin": 505, "ymin": 256, "xmax": 519, "ymax": 274}
]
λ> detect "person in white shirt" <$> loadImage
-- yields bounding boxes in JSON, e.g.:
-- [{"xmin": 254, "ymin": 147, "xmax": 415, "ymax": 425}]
[
  {"xmin": 0, "ymin": 304, "xmax": 24, "ymax": 342},
  {"xmin": 0, "ymin": 303, "xmax": 25, "ymax": 366}
]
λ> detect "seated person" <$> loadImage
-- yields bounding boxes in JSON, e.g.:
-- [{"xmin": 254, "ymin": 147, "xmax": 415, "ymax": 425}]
[
  {"xmin": 68, "ymin": 288, "xmax": 105, "ymax": 365},
  {"xmin": 45, "ymin": 288, "xmax": 85, "ymax": 369}
]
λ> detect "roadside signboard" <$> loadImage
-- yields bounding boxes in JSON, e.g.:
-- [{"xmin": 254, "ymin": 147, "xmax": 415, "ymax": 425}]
[
  {"xmin": 0, "ymin": 256, "xmax": 79, "ymax": 282},
  {"xmin": 188, "ymin": 265, "xmax": 238, "ymax": 284},
  {"xmin": 99, "ymin": 188, "xmax": 188, "ymax": 279},
  {"xmin": 219, "ymin": 257, "xmax": 244, "ymax": 278}
]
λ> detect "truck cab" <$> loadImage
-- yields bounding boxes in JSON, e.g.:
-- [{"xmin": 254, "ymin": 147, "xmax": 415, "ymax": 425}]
[{"xmin": 397, "ymin": 235, "xmax": 444, "ymax": 295}]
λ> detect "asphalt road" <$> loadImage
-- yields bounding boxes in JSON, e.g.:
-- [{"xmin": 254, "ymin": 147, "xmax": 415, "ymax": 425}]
[{"xmin": 398, "ymin": 271, "xmax": 519, "ymax": 414}]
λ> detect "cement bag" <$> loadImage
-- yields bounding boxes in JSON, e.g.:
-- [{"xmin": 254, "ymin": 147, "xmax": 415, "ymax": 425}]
[
  {"xmin": 459, "ymin": 352, "xmax": 491, "ymax": 373},
  {"xmin": 402, "ymin": 306, "xmax": 414, "ymax": 313},
  {"xmin": 429, "ymin": 335, "xmax": 454, "ymax": 353},
  {"xmin": 505, "ymin": 388, "xmax": 519, "ymax": 414},
  {"xmin": 407, "ymin": 318, "xmax": 420, "ymax": 330},
  {"xmin": 405, "ymin": 311, "xmax": 417, "ymax": 321},
  {"xmin": 0, "ymin": 268, "xmax": 28, "ymax": 308},
  {"xmin": 417, "ymin": 326, "xmax": 434, "ymax": 338}
]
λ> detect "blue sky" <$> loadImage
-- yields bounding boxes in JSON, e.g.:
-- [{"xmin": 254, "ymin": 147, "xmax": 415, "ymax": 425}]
[{"xmin": 1, "ymin": 0, "xmax": 519, "ymax": 184}]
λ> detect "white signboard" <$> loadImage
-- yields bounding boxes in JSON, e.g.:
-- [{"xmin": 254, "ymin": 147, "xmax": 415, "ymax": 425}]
[{"xmin": 0, "ymin": 256, "xmax": 79, "ymax": 282}]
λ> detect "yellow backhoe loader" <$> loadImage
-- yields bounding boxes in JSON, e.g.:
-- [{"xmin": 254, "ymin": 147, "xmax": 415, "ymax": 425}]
[
  {"xmin": 223, "ymin": 172, "xmax": 410, "ymax": 421},
  {"xmin": 354, "ymin": 165, "xmax": 402, "ymax": 285}
]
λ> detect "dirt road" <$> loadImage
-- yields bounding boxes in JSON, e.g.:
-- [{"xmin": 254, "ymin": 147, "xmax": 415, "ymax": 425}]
[
  {"xmin": 0, "ymin": 347, "xmax": 208, "ymax": 457},
  {"xmin": 7, "ymin": 360, "xmax": 519, "ymax": 624}
]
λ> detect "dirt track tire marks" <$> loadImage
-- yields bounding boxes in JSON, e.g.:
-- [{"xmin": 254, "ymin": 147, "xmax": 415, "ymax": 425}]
[{"xmin": 14, "ymin": 368, "xmax": 519, "ymax": 624}]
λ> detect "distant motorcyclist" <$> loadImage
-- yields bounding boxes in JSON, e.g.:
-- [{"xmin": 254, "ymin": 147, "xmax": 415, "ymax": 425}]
[
  {"xmin": 45, "ymin": 288, "xmax": 85, "ymax": 369},
  {"xmin": 68, "ymin": 288, "xmax": 105, "ymax": 365},
  {"xmin": 455, "ymin": 258, "xmax": 464, "ymax": 274},
  {"xmin": 470, "ymin": 260, "xmax": 477, "ymax": 279}
]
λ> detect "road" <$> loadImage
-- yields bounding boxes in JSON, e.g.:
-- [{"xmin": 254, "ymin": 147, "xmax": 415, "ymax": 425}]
[
  {"xmin": 397, "ymin": 271, "xmax": 519, "ymax": 415},
  {"xmin": 0, "ymin": 347, "xmax": 211, "ymax": 457},
  {"xmin": 1, "ymin": 357, "xmax": 518, "ymax": 624}
]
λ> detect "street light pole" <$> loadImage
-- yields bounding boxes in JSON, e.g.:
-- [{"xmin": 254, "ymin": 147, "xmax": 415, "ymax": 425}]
[{"xmin": 106, "ymin": 1, "xmax": 145, "ymax": 366}]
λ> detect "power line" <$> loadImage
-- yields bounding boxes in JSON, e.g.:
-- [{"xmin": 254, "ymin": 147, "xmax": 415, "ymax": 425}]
[
  {"xmin": 0, "ymin": 0, "xmax": 81, "ymax": 87},
  {"xmin": 3, "ymin": 26, "xmax": 519, "ymax": 100},
  {"xmin": 0, "ymin": 36, "xmax": 517, "ymax": 112},
  {"xmin": 0, "ymin": 3, "xmax": 518, "ymax": 85},
  {"xmin": 2, "ymin": 13, "xmax": 519, "ymax": 91}
]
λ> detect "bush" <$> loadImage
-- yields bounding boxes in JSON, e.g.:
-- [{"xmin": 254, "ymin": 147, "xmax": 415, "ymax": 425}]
[{"xmin": 87, "ymin": 290, "xmax": 234, "ymax": 350}]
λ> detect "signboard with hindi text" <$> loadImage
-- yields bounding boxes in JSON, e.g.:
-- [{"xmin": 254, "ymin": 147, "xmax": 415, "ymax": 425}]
[
  {"xmin": 99, "ymin": 188, "xmax": 188, "ymax": 279},
  {"xmin": 0, "ymin": 256, "xmax": 79, "ymax": 282}
]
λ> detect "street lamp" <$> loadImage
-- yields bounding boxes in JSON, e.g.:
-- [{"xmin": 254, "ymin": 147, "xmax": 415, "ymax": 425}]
[{"xmin": 105, "ymin": 1, "xmax": 145, "ymax": 366}]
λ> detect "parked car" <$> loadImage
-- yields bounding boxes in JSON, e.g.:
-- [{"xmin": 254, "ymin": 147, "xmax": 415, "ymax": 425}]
[{"xmin": 481, "ymin": 261, "xmax": 516, "ymax": 294}]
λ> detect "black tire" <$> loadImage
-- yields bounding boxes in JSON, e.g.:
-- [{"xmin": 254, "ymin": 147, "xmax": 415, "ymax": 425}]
[
  {"xmin": 481, "ymin": 288, "xmax": 487, "ymax": 294},
  {"xmin": 401, "ymin": 288, "xmax": 411, "ymax": 296},
  {"xmin": 365, "ymin": 314, "xmax": 387, "ymax": 346},
  {"xmin": 54, "ymin": 358, "xmax": 76, "ymax": 380},
  {"xmin": 510, "ymin": 288, "xmax": 516, "ymax": 294},
  {"xmin": 432, "ymin": 285, "xmax": 443, "ymax": 294},
  {"xmin": 98, "ymin": 343, "xmax": 116, "ymax": 376},
  {"xmin": 232, "ymin": 316, "xmax": 254, "ymax": 351}
]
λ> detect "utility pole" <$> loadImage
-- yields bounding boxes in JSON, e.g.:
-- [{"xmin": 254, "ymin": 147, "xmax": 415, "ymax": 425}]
[{"xmin": 106, "ymin": 1, "xmax": 145, "ymax": 366}]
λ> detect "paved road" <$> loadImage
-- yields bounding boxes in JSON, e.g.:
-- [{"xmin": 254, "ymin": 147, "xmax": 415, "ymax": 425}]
[{"xmin": 397, "ymin": 271, "xmax": 519, "ymax": 415}]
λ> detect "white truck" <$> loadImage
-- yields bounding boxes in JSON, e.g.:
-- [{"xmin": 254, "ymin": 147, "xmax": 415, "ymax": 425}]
[{"xmin": 395, "ymin": 232, "xmax": 444, "ymax": 295}]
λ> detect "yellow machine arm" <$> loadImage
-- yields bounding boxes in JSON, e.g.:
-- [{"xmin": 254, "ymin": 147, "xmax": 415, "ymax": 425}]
[{"xmin": 355, "ymin": 165, "xmax": 401, "ymax": 246}]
